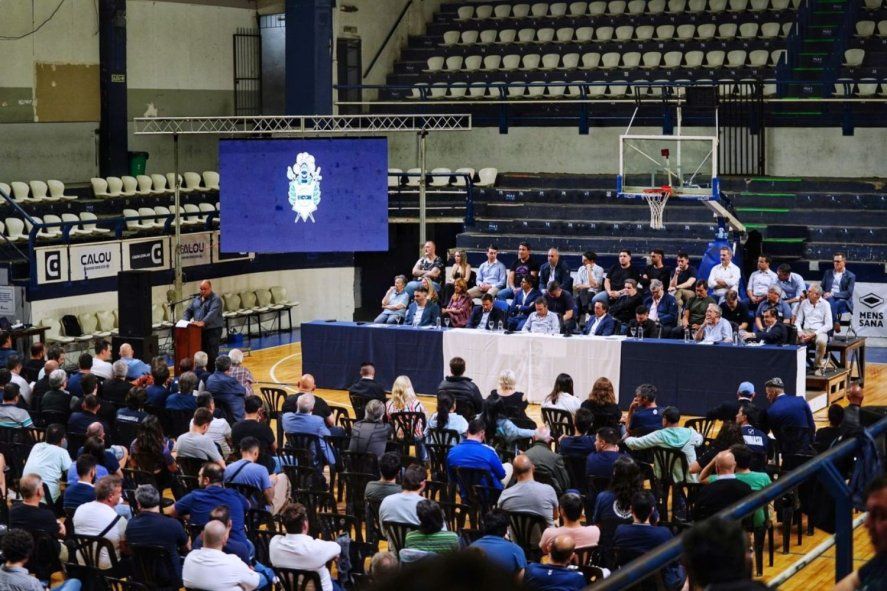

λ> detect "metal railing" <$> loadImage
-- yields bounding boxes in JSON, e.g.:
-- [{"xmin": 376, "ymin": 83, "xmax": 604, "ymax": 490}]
[
  {"xmin": 364, "ymin": 0, "xmax": 414, "ymax": 80},
  {"xmin": 591, "ymin": 416, "xmax": 887, "ymax": 590},
  {"xmin": 0, "ymin": 187, "xmax": 42, "ymax": 261}
]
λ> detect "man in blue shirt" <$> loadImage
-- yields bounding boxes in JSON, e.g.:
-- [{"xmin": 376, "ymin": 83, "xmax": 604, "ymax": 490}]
[
  {"xmin": 169, "ymin": 462, "xmax": 251, "ymax": 549},
  {"xmin": 146, "ymin": 364, "xmax": 172, "ymax": 408},
  {"xmin": 469, "ymin": 509, "xmax": 528, "ymax": 576},
  {"xmin": 613, "ymin": 491, "xmax": 685, "ymax": 590},
  {"xmin": 468, "ymin": 245, "xmax": 507, "ymax": 299},
  {"xmin": 183, "ymin": 280, "xmax": 224, "ymax": 371},
  {"xmin": 281, "ymin": 393, "xmax": 336, "ymax": 466},
  {"xmin": 523, "ymin": 535, "xmax": 586, "ymax": 591},
  {"xmin": 68, "ymin": 393, "xmax": 106, "ymax": 434},
  {"xmin": 764, "ymin": 377, "xmax": 815, "ymax": 455},
  {"xmin": 127, "ymin": 484, "xmax": 190, "ymax": 586},
  {"xmin": 626, "ymin": 384, "xmax": 662, "ymax": 436},
  {"xmin": 166, "ymin": 371, "xmax": 198, "ymax": 411},
  {"xmin": 447, "ymin": 418, "xmax": 508, "ymax": 494},
  {"xmin": 586, "ymin": 426, "xmax": 625, "ymax": 479},
  {"xmin": 64, "ymin": 455, "xmax": 98, "ymax": 511},
  {"xmin": 736, "ymin": 405, "xmax": 769, "ymax": 458},
  {"xmin": 558, "ymin": 409, "xmax": 596, "ymax": 459},
  {"xmin": 0, "ymin": 332, "xmax": 14, "ymax": 369},
  {"xmin": 754, "ymin": 286, "xmax": 793, "ymax": 330},
  {"xmin": 66, "ymin": 353, "xmax": 93, "ymax": 398},
  {"xmin": 776, "ymin": 263, "xmax": 806, "ymax": 311},
  {"xmin": 119, "ymin": 342, "xmax": 151, "ymax": 380},
  {"xmin": 205, "ymin": 354, "xmax": 247, "ymax": 422},
  {"xmin": 224, "ymin": 437, "xmax": 289, "ymax": 514}
]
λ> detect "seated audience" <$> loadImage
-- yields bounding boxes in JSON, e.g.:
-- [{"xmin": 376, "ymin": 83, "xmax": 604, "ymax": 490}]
[
  {"xmin": 379, "ymin": 464, "xmax": 428, "ymax": 527},
  {"xmin": 232, "ymin": 395, "xmax": 278, "ymax": 473},
  {"xmin": 193, "ymin": 351, "xmax": 211, "ymax": 385},
  {"xmin": 436, "ymin": 356, "xmax": 484, "ymax": 417},
  {"xmin": 468, "ymin": 245, "xmax": 507, "ymax": 299},
  {"xmin": 425, "ymin": 393, "xmax": 469, "ymax": 440},
  {"xmin": 9, "ymin": 355, "xmax": 32, "ymax": 406},
  {"xmin": 507, "ymin": 276, "xmax": 542, "ymax": 331},
  {"xmin": 542, "ymin": 373, "xmax": 582, "ymax": 415},
  {"xmin": 441, "ymin": 278, "xmax": 473, "ymax": 327},
  {"xmin": 166, "ymin": 371, "xmax": 199, "ymax": 411},
  {"xmin": 405, "ymin": 240, "xmax": 445, "ymax": 298},
  {"xmin": 66, "ymin": 353, "xmax": 93, "ymax": 398},
  {"xmin": 581, "ymin": 377, "xmax": 622, "ymax": 433},
  {"xmin": 609, "ymin": 279, "xmax": 644, "ymax": 327},
  {"xmin": 815, "ymin": 404, "xmax": 846, "ymax": 452},
  {"xmin": 497, "ymin": 242, "xmax": 540, "ymax": 303},
  {"xmin": 190, "ymin": 505, "xmax": 251, "ymax": 564},
  {"xmin": 708, "ymin": 247, "xmax": 741, "ymax": 301},
  {"xmin": 586, "ymin": 426, "xmax": 625, "ymax": 479},
  {"xmin": 624, "ymin": 406, "xmax": 703, "ymax": 483},
  {"xmin": 228, "ymin": 348, "xmax": 255, "ymax": 396},
  {"xmin": 225, "ymin": 437, "xmax": 289, "ymax": 514},
  {"xmin": 130, "ymin": 415, "xmax": 179, "ymax": 494},
  {"xmin": 281, "ymin": 393, "xmax": 336, "ymax": 466},
  {"xmin": 403, "ymin": 499, "xmax": 460, "ymax": 554},
  {"xmin": 174, "ymin": 407, "xmax": 226, "ymax": 467},
  {"xmin": 669, "ymin": 252, "xmax": 697, "ymax": 307},
  {"xmin": 540, "ymin": 492, "xmax": 601, "ymax": 553},
  {"xmin": 523, "ymin": 535, "xmax": 586, "ymax": 591},
  {"xmin": 540, "ymin": 248, "xmax": 573, "ymax": 292},
  {"xmin": 559, "ymin": 409, "xmax": 596, "ymax": 459},
  {"xmin": 613, "ymin": 492, "xmax": 685, "ymax": 590},
  {"xmin": 9, "ymin": 474, "xmax": 66, "ymax": 562},
  {"xmin": 72, "ymin": 475, "xmax": 128, "ymax": 570},
  {"xmin": 682, "ymin": 280, "xmax": 717, "ymax": 332},
  {"xmin": 754, "ymin": 286, "xmax": 792, "ymax": 330},
  {"xmin": 205, "ymin": 354, "xmax": 247, "ymax": 422},
  {"xmin": 491, "ymin": 369, "xmax": 533, "ymax": 426},
  {"xmin": 64, "ymin": 455, "xmax": 98, "ymax": 511},
  {"xmin": 722, "ymin": 444, "xmax": 772, "ymax": 530},
  {"xmin": 91, "ymin": 339, "xmax": 113, "ymax": 380},
  {"xmin": 116, "ymin": 386, "xmax": 148, "ymax": 425},
  {"xmin": 695, "ymin": 303, "xmax": 733, "ymax": 343},
  {"xmin": 68, "ymin": 393, "xmax": 105, "ymax": 434},
  {"xmin": 41, "ymin": 369, "xmax": 77, "ymax": 417},
  {"xmin": 183, "ymin": 520, "xmax": 261, "ymax": 591},
  {"xmin": 126, "ymin": 484, "xmax": 190, "ymax": 586},
  {"xmin": 0, "ymin": 383, "xmax": 32, "ymax": 428},
  {"xmin": 821, "ymin": 251, "xmax": 855, "ymax": 332},
  {"xmin": 545, "ymin": 280, "xmax": 576, "ymax": 333},
  {"xmin": 747, "ymin": 255, "xmax": 778, "ymax": 306},
  {"xmin": 281, "ymin": 375, "xmax": 338, "ymax": 431},
  {"xmin": 523, "ymin": 427, "xmax": 570, "ymax": 496},
  {"xmin": 593, "ymin": 249, "xmax": 639, "ymax": 307},
  {"xmin": 195, "ymin": 392, "xmax": 234, "ymax": 456},
  {"xmin": 497, "ymin": 455, "xmax": 559, "ymax": 527},
  {"xmin": 467, "ymin": 293, "xmax": 506, "ymax": 330},
  {"xmin": 375, "ymin": 275, "xmax": 410, "ymax": 324},
  {"xmin": 522, "ymin": 298, "xmax": 560, "ymax": 335},
  {"xmin": 270, "ymin": 502, "xmax": 342, "ymax": 591},
  {"xmin": 349, "ymin": 399, "xmax": 392, "ymax": 459},
  {"xmin": 752, "ymin": 307, "xmax": 788, "ymax": 345},
  {"xmin": 692, "ymin": 451, "xmax": 752, "ymax": 521},
  {"xmin": 447, "ymin": 419, "xmax": 510, "ymax": 492},
  {"xmin": 736, "ymin": 405, "xmax": 769, "ymax": 459},
  {"xmin": 365, "ymin": 452, "xmax": 402, "ymax": 503},
  {"xmin": 119, "ymin": 343, "xmax": 151, "ymax": 380},
  {"xmin": 720, "ymin": 290, "xmax": 750, "ymax": 332},
  {"xmin": 469, "ymin": 508, "xmax": 528, "ymax": 576},
  {"xmin": 625, "ymin": 383, "xmax": 661, "ymax": 436},
  {"xmin": 639, "ymin": 249, "xmax": 672, "ymax": 292},
  {"xmin": 682, "ymin": 517, "xmax": 769, "ymax": 591},
  {"xmin": 644, "ymin": 279, "xmax": 679, "ymax": 328},
  {"xmin": 690, "ymin": 422, "xmax": 744, "ymax": 476},
  {"xmin": 574, "ymin": 251, "xmax": 604, "ymax": 319},
  {"xmin": 481, "ymin": 394, "xmax": 535, "ymax": 445},
  {"xmin": 146, "ymin": 364, "xmax": 172, "ymax": 408},
  {"xmin": 170, "ymin": 462, "xmax": 251, "ymax": 549},
  {"xmin": 23, "ymin": 424, "xmax": 72, "ymax": 502},
  {"xmin": 346, "ymin": 362, "xmax": 387, "ymax": 411},
  {"xmin": 103, "ymin": 361, "xmax": 134, "ymax": 406},
  {"xmin": 628, "ymin": 305, "xmax": 659, "ymax": 338},
  {"xmin": 0, "ymin": 529, "xmax": 80, "ymax": 591},
  {"xmin": 705, "ymin": 381, "xmax": 760, "ymax": 425},
  {"xmin": 583, "ymin": 300, "xmax": 617, "ymax": 336},
  {"xmin": 385, "ymin": 375, "xmax": 427, "ymax": 459},
  {"xmin": 24, "ymin": 343, "xmax": 45, "ymax": 383}
]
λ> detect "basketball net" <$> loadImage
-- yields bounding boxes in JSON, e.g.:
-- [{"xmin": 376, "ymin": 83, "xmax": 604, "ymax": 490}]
[{"xmin": 642, "ymin": 186, "xmax": 672, "ymax": 230}]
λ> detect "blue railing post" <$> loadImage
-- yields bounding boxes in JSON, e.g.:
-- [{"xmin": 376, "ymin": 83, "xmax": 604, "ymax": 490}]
[{"xmin": 817, "ymin": 461, "xmax": 855, "ymax": 581}]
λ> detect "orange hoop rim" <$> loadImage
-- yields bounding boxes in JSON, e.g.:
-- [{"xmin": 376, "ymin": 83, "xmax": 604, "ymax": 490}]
[{"xmin": 642, "ymin": 185, "xmax": 673, "ymax": 196}]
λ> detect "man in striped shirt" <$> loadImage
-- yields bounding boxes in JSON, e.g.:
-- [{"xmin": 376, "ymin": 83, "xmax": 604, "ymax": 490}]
[{"xmin": 0, "ymin": 383, "xmax": 32, "ymax": 428}]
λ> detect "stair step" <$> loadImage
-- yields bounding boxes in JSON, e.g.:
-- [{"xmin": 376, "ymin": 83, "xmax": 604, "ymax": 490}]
[
  {"xmin": 739, "ymin": 192, "xmax": 797, "ymax": 197},
  {"xmin": 764, "ymin": 237, "xmax": 807, "ymax": 243},
  {"xmin": 748, "ymin": 178, "xmax": 802, "ymax": 183},
  {"xmin": 735, "ymin": 207, "xmax": 791, "ymax": 213},
  {"xmin": 799, "ymin": 52, "xmax": 830, "ymax": 56}
]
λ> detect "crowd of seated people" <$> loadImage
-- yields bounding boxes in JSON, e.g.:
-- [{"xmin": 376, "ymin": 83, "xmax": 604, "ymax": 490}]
[
  {"xmin": 0, "ymin": 307, "xmax": 873, "ymax": 591},
  {"xmin": 372, "ymin": 241, "xmax": 856, "ymax": 371}
]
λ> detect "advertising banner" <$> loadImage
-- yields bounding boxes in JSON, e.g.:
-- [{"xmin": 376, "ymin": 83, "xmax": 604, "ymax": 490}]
[
  {"xmin": 851, "ymin": 282, "xmax": 887, "ymax": 337},
  {"xmin": 35, "ymin": 246, "xmax": 69, "ymax": 284},
  {"xmin": 123, "ymin": 236, "xmax": 170, "ymax": 271},
  {"xmin": 177, "ymin": 232, "xmax": 213, "ymax": 267},
  {"xmin": 69, "ymin": 241, "xmax": 122, "ymax": 281}
]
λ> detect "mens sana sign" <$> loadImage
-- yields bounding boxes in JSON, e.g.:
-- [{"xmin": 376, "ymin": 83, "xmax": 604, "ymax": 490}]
[{"xmin": 219, "ymin": 138, "xmax": 389, "ymax": 253}]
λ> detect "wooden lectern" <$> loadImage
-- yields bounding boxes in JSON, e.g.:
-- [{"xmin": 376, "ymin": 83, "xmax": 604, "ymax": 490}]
[{"xmin": 174, "ymin": 324, "xmax": 202, "ymax": 375}]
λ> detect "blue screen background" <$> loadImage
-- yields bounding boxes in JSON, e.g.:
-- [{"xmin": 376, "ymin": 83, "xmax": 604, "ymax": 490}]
[{"xmin": 219, "ymin": 138, "xmax": 389, "ymax": 253}]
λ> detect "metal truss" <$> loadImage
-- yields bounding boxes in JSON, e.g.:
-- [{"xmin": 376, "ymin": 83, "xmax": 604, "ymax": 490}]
[{"xmin": 133, "ymin": 114, "xmax": 472, "ymax": 135}]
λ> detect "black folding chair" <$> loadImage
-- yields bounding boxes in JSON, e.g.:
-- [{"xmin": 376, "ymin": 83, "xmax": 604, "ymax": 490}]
[
  {"xmin": 506, "ymin": 511, "xmax": 548, "ymax": 563},
  {"xmin": 541, "ymin": 407, "xmax": 574, "ymax": 451},
  {"xmin": 130, "ymin": 543, "xmax": 181, "ymax": 591},
  {"xmin": 382, "ymin": 520, "xmax": 418, "ymax": 555},
  {"xmin": 275, "ymin": 567, "xmax": 323, "ymax": 591}
]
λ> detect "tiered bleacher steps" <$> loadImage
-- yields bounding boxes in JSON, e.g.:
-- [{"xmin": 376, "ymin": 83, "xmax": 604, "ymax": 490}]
[{"xmin": 783, "ymin": 0, "xmax": 848, "ymax": 98}]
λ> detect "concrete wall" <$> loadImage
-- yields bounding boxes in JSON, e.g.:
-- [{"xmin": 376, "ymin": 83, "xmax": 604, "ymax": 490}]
[{"xmin": 29, "ymin": 266, "xmax": 356, "ymax": 329}]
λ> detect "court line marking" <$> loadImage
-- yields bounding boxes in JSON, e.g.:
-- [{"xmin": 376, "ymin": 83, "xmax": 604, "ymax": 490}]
[{"xmin": 269, "ymin": 352, "xmax": 301, "ymax": 392}]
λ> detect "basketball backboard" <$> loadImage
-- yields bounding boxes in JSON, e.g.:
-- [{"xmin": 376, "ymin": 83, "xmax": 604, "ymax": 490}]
[{"xmin": 617, "ymin": 134, "xmax": 719, "ymax": 200}]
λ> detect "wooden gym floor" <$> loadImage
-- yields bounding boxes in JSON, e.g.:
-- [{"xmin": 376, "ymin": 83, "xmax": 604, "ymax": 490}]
[{"xmin": 243, "ymin": 342, "xmax": 885, "ymax": 589}]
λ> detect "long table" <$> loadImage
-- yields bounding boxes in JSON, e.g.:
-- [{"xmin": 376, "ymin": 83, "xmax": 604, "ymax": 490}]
[{"xmin": 301, "ymin": 321, "xmax": 806, "ymax": 415}]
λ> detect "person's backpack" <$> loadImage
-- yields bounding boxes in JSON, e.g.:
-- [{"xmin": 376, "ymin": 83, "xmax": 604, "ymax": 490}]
[{"xmin": 61, "ymin": 314, "xmax": 82, "ymax": 337}]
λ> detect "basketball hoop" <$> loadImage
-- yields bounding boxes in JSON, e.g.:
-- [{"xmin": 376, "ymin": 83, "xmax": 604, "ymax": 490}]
[{"xmin": 641, "ymin": 186, "xmax": 672, "ymax": 230}]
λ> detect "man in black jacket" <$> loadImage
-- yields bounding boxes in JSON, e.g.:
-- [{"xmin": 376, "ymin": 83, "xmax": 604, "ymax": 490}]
[
  {"xmin": 609, "ymin": 279, "xmax": 645, "ymax": 327},
  {"xmin": 752, "ymin": 307, "xmax": 787, "ymax": 345},
  {"xmin": 347, "ymin": 362, "xmax": 387, "ymax": 412},
  {"xmin": 467, "ymin": 294, "xmax": 506, "ymax": 330},
  {"xmin": 437, "ymin": 357, "xmax": 483, "ymax": 418}
]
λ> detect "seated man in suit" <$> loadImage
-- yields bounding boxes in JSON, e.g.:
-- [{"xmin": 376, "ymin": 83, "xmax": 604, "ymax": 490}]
[
  {"xmin": 404, "ymin": 286, "xmax": 441, "ymax": 327},
  {"xmin": 467, "ymin": 294, "xmax": 506, "ymax": 330},
  {"xmin": 347, "ymin": 362, "xmax": 387, "ymax": 409},
  {"xmin": 752, "ymin": 307, "xmax": 788, "ymax": 345},
  {"xmin": 643, "ymin": 279, "xmax": 679, "ymax": 330},
  {"xmin": 609, "ymin": 279, "xmax": 644, "ymax": 328},
  {"xmin": 583, "ymin": 300, "xmax": 616, "ymax": 336},
  {"xmin": 507, "ymin": 276, "xmax": 541, "ymax": 331},
  {"xmin": 821, "ymin": 251, "xmax": 855, "ymax": 332},
  {"xmin": 539, "ymin": 248, "xmax": 573, "ymax": 293},
  {"xmin": 627, "ymin": 305, "xmax": 659, "ymax": 339}
]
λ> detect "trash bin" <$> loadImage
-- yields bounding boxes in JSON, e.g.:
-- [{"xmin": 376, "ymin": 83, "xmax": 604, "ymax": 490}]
[{"xmin": 128, "ymin": 151, "xmax": 149, "ymax": 176}]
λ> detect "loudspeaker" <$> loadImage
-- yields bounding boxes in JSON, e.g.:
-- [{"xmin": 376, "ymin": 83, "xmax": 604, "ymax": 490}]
[
  {"xmin": 686, "ymin": 86, "xmax": 718, "ymax": 108},
  {"xmin": 112, "ymin": 334, "xmax": 158, "ymax": 364},
  {"xmin": 117, "ymin": 271, "xmax": 152, "ymax": 337}
]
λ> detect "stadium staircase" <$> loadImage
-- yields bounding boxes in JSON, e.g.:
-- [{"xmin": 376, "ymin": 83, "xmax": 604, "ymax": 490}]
[{"xmin": 456, "ymin": 173, "xmax": 887, "ymax": 280}]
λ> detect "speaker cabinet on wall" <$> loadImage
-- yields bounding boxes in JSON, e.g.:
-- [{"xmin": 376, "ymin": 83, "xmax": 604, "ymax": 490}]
[{"xmin": 117, "ymin": 271, "xmax": 152, "ymax": 338}]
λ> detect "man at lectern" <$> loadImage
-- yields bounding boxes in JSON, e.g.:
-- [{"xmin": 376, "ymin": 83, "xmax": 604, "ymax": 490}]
[{"xmin": 184, "ymin": 280, "xmax": 223, "ymax": 370}]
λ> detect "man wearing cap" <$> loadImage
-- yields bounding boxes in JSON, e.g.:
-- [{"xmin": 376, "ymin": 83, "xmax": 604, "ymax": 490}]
[
  {"xmin": 705, "ymin": 381, "xmax": 760, "ymax": 424},
  {"xmin": 765, "ymin": 377, "xmax": 815, "ymax": 455}
]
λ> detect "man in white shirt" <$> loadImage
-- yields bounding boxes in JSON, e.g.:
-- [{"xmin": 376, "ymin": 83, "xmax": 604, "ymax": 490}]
[
  {"xmin": 707, "ymin": 247, "xmax": 742, "ymax": 301},
  {"xmin": 746, "ymin": 255, "xmax": 778, "ymax": 306},
  {"xmin": 7, "ymin": 354, "xmax": 32, "ymax": 404},
  {"xmin": 521, "ymin": 299, "xmax": 561, "ymax": 335},
  {"xmin": 796, "ymin": 284, "xmax": 833, "ymax": 372},
  {"xmin": 183, "ymin": 520, "xmax": 261, "ymax": 591},
  {"xmin": 574, "ymin": 250, "xmax": 604, "ymax": 321},
  {"xmin": 270, "ymin": 503, "xmax": 343, "ymax": 591},
  {"xmin": 194, "ymin": 392, "xmax": 233, "ymax": 457},
  {"xmin": 72, "ymin": 475, "xmax": 128, "ymax": 570},
  {"xmin": 90, "ymin": 339, "xmax": 114, "ymax": 380}
]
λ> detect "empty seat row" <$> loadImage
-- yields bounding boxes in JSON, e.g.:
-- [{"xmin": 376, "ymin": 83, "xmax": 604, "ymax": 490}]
[
  {"xmin": 864, "ymin": 0, "xmax": 884, "ymax": 9},
  {"xmin": 845, "ymin": 48, "xmax": 867, "ymax": 67},
  {"xmin": 39, "ymin": 311, "xmax": 119, "ymax": 345},
  {"xmin": 453, "ymin": 0, "xmax": 798, "ymax": 21},
  {"xmin": 0, "ymin": 181, "xmax": 78, "ymax": 204},
  {"xmin": 222, "ymin": 287, "xmax": 299, "ymax": 320},
  {"xmin": 91, "ymin": 171, "xmax": 219, "ymax": 199},
  {"xmin": 441, "ymin": 21, "xmax": 792, "ymax": 46},
  {"xmin": 1, "ymin": 212, "xmax": 109, "ymax": 243},
  {"xmin": 835, "ymin": 77, "xmax": 887, "ymax": 96},
  {"xmin": 388, "ymin": 167, "xmax": 498, "ymax": 187},
  {"xmin": 855, "ymin": 20, "xmax": 887, "ymax": 37},
  {"xmin": 123, "ymin": 203, "xmax": 219, "ymax": 231},
  {"xmin": 423, "ymin": 48, "xmax": 784, "ymax": 75},
  {"xmin": 409, "ymin": 77, "xmax": 778, "ymax": 99}
]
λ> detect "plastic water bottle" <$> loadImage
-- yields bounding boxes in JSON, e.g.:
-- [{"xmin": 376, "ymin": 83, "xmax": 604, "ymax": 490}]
[
  {"xmin": 733, "ymin": 331, "xmax": 740, "ymax": 346},
  {"xmin": 638, "ymin": 327, "xmax": 644, "ymax": 341},
  {"xmin": 497, "ymin": 320, "xmax": 505, "ymax": 332},
  {"xmin": 684, "ymin": 327, "xmax": 691, "ymax": 343},
  {"xmin": 435, "ymin": 317, "xmax": 441, "ymax": 330}
]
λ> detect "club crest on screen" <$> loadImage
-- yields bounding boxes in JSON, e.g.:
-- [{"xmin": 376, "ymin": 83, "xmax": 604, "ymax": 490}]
[{"xmin": 286, "ymin": 152, "xmax": 322, "ymax": 223}]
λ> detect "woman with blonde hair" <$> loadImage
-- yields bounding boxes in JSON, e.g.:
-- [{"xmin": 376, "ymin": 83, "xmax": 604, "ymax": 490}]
[
  {"xmin": 580, "ymin": 377, "xmax": 622, "ymax": 433},
  {"xmin": 489, "ymin": 369, "xmax": 535, "ymax": 427},
  {"xmin": 385, "ymin": 375, "xmax": 428, "ymax": 458},
  {"xmin": 420, "ymin": 277, "xmax": 440, "ymax": 303},
  {"xmin": 441, "ymin": 278, "xmax": 472, "ymax": 328}
]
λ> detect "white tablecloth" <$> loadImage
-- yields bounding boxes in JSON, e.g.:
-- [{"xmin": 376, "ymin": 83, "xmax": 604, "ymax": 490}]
[{"xmin": 442, "ymin": 329, "xmax": 624, "ymax": 403}]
